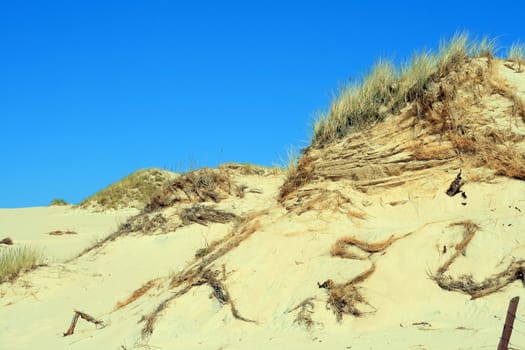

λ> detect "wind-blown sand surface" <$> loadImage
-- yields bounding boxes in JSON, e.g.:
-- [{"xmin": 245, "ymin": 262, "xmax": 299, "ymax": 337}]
[{"xmin": 1, "ymin": 59, "xmax": 525, "ymax": 350}]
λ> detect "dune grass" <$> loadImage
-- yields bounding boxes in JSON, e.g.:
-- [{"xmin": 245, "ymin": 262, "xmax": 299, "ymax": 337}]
[
  {"xmin": 509, "ymin": 42, "xmax": 525, "ymax": 72},
  {"xmin": 50, "ymin": 198, "xmax": 69, "ymax": 206},
  {"xmin": 311, "ymin": 32, "xmax": 517, "ymax": 146},
  {"xmin": 79, "ymin": 168, "xmax": 175, "ymax": 210},
  {"xmin": 0, "ymin": 246, "xmax": 43, "ymax": 283}
]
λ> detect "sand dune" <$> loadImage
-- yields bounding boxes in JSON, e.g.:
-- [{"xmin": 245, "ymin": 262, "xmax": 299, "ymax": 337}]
[{"xmin": 1, "ymin": 56, "xmax": 525, "ymax": 349}]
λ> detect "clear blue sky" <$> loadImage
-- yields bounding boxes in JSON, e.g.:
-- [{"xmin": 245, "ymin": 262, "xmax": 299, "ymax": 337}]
[{"xmin": 1, "ymin": 1, "xmax": 523, "ymax": 208}]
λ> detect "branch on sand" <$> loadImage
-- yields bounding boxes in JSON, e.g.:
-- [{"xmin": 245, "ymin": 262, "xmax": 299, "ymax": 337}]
[{"xmin": 63, "ymin": 310, "xmax": 105, "ymax": 337}]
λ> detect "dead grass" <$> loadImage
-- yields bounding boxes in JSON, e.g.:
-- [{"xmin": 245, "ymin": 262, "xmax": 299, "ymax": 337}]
[
  {"xmin": 287, "ymin": 297, "xmax": 320, "ymax": 330},
  {"xmin": 114, "ymin": 279, "xmax": 161, "ymax": 310},
  {"xmin": 219, "ymin": 163, "xmax": 282, "ymax": 176},
  {"xmin": 432, "ymin": 260, "xmax": 525, "ymax": 299},
  {"xmin": 145, "ymin": 168, "xmax": 233, "ymax": 212},
  {"xmin": 180, "ymin": 205, "xmax": 237, "ymax": 226},
  {"xmin": 437, "ymin": 221, "xmax": 479, "ymax": 275},
  {"xmin": 326, "ymin": 263, "xmax": 376, "ymax": 320},
  {"xmin": 409, "ymin": 142, "xmax": 456, "ymax": 161},
  {"xmin": 133, "ymin": 211, "xmax": 267, "ymax": 338},
  {"xmin": 278, "ymin": 154, "xmax": 315, "ymax": 202},
  {"xmin": 290, "ymin": 189, "xmax": 353, "ymax": 215},
  {"xmin": 331, "ymin": 234, "xmax": 406, "ymax": 260}
]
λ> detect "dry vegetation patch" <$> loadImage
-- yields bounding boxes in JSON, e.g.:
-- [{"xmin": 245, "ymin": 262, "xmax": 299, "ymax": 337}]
[
  {"xmin": 113, "ymin": 212, "xmax": 267, "ymax": 339},
  {"xmin": 180, "ymin": 205, "xmax": 237, "ymax": 226},
  {"xmin": 145, "ymin": 168, "xmax": 233, "ymax": 212},
  {"xmin": 326, "ymin": 264, "xmax": 377, "ymax": 320},
  {"xmin": 331, "ymin": 234, "xmax": 410, "ymax": 260},
  {"xmin": 287, "ymin": 297, "xmax": 320, "ymax": 330}
]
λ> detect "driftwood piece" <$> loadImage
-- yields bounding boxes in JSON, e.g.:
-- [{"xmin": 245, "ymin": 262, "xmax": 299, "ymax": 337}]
[{"xmin": 63, "ymin": 310, "xmax": 104, "ymax": 337}]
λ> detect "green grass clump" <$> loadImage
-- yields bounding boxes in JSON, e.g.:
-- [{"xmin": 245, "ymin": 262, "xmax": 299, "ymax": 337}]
[
  {"xmin": 0, "ymin": 246, "xmax": 42, "ymax": 283},
  {"xmin": 311, "ymin": 32, "xmax": 500, "ymax": 147},
  {"xmin": 79, "ymin": 168, "xmax": 176, "ymax": 210},
  {"xmin": 50, "ymin": 198, "xmax": 69, "ymax": 206},
  {"xmin": 509, "ymin": 42, "xmax": 525, "ymax": 72}
]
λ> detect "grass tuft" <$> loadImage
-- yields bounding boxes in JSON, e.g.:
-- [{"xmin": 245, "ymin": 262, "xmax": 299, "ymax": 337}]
[
  {"xmin": 80, "ymin": 168, "xmax": 175, "ymax": 210},
  {"xmin": 508, "ymin": 42, "xmax": 525, "ymax": 72},
  {"xmin": 50, "ymin": 198, "xmax": 69, "ymax": 206},
  {"xmin": 310, "ymin": 32, "xmax": 516, "ymax": 147},
  {"xmin": 0, "ymin": 246, "xmax": 43, "ymax": 283}
]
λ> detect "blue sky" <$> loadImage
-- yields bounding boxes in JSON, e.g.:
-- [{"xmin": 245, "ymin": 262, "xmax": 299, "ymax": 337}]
[{"xmin": 1, "ymin": 1, "xmax": 523, "ymax": 208}]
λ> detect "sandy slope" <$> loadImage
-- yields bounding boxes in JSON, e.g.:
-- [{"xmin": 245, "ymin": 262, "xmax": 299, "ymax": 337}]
[{"xmin": 1, "ymin": 61, "xmax": 525, "ymax": 350}]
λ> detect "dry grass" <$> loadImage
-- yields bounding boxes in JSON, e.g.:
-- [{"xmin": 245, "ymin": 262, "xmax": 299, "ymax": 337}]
[
  {"xmin": 287, "ymin": 298, "xmax": 319, "ymax": 330},
  {"xmin": 145, "ymin": 168, "xmax": 233, "ymax": 212},
  {"xmin": 432, "ymin": 260, "xmax": 525, "ymax": 299},
  {"xmin": 180, "ymin": 205, "xmax": 237, "ymax": 226},
  {"xmin": 136, "ymin": 212, "xmax": 266, "ymax": 338},
  {"xmin": 219, "ymin": 163, "xmax": 282, "ymax": 176},
  {"xmin": 115, "ymin": 279, "xmax": 161, "ymax": 310},
  {"xmin": 0, "ymin": 246, "xmax": 43, "ymax": 283},
  {"xmin": 437, "ymin": 221, "xmax": 479, "ymax": 275},
  {"xmin": 278, "ymin": 154, "xmax": 315, "ymax": 202},
  {"xmin": 426, "ymin": 220, "xmax": 520, "ymax": 299},
  {"xmin": 331, "ymin": 234, "xmax": 406, "ymax": 259},
  {"xmin": 346, "ymin": 209, "xmax": 367, "ymax": 220},
  {"xmin": 289, "ymin": 189, "xmax": 353, "ymax": 215},
  {"xmin": 409, "ymin": 142, "xmax": 456, "ymax": 161},
  {"xmin": 326, "ymin": 263, "xmax": 376, "ymax": 320}
]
